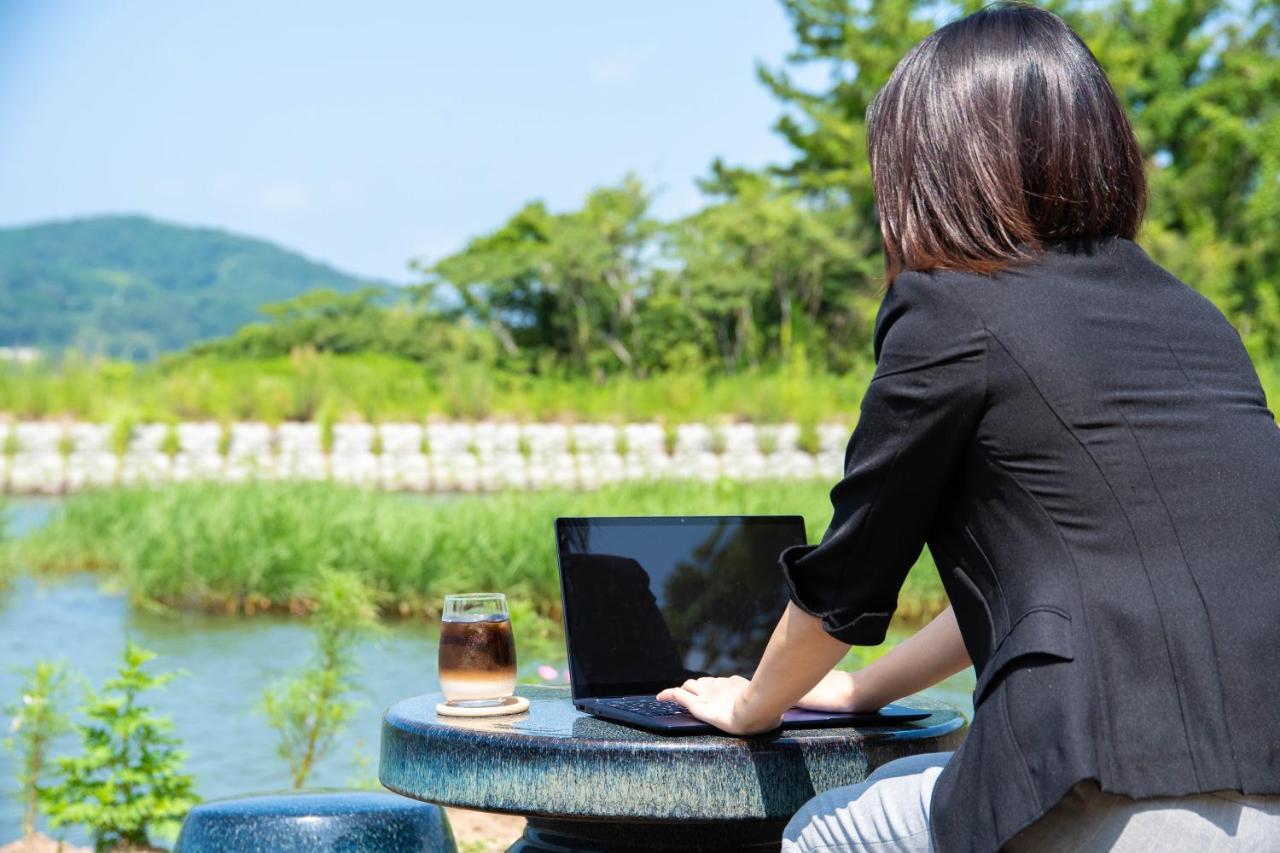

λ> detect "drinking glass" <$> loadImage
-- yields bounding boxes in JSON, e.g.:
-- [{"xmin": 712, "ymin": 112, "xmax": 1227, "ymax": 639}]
[{"xmin": 438, "ymin": 593, "xmax": 517, "ymax": 707}]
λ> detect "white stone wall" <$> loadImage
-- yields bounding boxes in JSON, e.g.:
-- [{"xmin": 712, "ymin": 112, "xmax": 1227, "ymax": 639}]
[{"xmin": 0, "ymin": 421, "xmax": 852, "ymax": 494}]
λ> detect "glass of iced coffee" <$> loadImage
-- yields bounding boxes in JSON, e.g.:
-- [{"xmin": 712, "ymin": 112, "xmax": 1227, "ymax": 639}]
[{"xmin": 438, "ymin": 593, "xmax": 517, "ymax": 708}]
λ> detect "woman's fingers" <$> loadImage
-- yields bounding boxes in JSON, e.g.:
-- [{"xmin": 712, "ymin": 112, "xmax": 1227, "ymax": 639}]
[
  {"xmin": 660, "ymin": 676, "xmax": 738, "ymax": 704},
  {"xmin": 661, "ymin": 687, "xmax": 699, "ymax": 711}
]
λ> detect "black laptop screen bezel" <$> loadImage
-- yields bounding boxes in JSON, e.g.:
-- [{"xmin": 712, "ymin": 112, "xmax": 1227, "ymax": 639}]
[{"xmin": 554, "ymin": 515, "xmax": 808, "ymax": 701}]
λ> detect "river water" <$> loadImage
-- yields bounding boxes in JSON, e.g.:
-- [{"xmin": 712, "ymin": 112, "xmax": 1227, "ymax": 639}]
[{"xmin": 0, "ymin": 497, "xmax": 974, "ymax": 846}]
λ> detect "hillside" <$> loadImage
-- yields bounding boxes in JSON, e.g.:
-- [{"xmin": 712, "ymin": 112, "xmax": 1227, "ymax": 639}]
[{"xmin": 0, "ymin": 215, "xmax": 378, "ymax": 359}]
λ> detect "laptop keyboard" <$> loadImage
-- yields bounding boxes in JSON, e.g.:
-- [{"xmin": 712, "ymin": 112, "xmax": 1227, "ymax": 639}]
[{"xmin": 602, "ymin": 698, "xmax": 688, "ymax": 717}]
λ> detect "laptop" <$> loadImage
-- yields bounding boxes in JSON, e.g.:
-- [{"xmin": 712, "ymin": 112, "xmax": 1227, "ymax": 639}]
[{"xmin": 554, "ymin": 515, "xmax": 931, "ymax": 735}]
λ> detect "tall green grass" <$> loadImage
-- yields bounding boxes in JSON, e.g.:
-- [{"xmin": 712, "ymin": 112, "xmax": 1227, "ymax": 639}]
[
  {"xmin": 0, "ymin": 353, "xmax": 875, "ymax": 425},
  {"xmin": 7, "ymin": 352, "xmax": 1278, "ymax": 425},
  {"xmin": 4, "ymin": 481, "xmax": 947, "ymax": 622}
]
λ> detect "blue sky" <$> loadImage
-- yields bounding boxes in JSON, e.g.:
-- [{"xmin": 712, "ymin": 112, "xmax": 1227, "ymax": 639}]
[{"xmin": 0, "ymin": 1, "xmax": 810, "ymax": 282}]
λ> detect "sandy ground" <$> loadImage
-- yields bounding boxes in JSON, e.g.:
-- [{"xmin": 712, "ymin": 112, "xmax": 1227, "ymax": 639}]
[
  {"xmin": 446, "ymin": 807, "xmax": 526, "ymax": 850},
  {"xmin": 1, "ymin": 811, "xmax": 522, "ymax": 853},
  {"xmin": 0, "ymin": 835, "xmax": 90, "ymax": 853}
]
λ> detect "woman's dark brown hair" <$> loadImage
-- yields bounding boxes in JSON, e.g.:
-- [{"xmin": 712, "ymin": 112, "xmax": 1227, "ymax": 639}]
[{"xmin": 867, "ymin": 2, "xmax": 1146, "ymax": 282}]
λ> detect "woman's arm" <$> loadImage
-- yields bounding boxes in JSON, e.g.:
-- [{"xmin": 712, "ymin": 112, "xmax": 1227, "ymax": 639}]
[
  {"xmin": 658, "ymin": 604, "xmax": 971, "ymax": 733},
  {"xmin": 658, "ymin": 602, "xmax": 849, "ymax": 734},
  {"xmin": 795, "ymin": 605, "xmax": 971, "ymax": 712}
]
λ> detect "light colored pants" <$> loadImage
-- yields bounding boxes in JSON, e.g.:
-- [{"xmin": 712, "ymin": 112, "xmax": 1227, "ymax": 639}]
[{"xmin": 781, "ymin": 751, "xmax": 1280, "ymax": 852}]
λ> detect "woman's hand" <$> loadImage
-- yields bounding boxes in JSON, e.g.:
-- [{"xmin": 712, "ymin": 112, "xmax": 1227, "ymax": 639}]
[
  {"xmin": 657, "ymin": 675, "xmax": 783, "ymax": 736},
  {"xmin": 794, "ymin": 669, "xmax": 857, "ymax": 712}
]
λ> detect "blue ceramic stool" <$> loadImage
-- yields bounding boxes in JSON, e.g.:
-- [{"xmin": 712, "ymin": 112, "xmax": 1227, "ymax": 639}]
[{"xmin": 174, "ymin": 789, "xmax": 456, "ymax": 853}]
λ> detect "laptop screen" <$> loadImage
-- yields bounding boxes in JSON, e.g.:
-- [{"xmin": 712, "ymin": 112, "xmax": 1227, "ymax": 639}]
[{"xmin": 555, "ymin": 516, "xmax": 807, "ymax": 699}]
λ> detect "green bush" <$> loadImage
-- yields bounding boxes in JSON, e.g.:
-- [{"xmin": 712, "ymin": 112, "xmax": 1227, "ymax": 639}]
[{"xmin": 41, "ymin": 642, "xmax": 198, "ymax": 850}]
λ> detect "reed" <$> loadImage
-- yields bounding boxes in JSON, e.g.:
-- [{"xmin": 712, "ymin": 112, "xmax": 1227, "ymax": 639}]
[{"xmin": 5, "ymin": 481, "xmax": 948, "ymax": 622}]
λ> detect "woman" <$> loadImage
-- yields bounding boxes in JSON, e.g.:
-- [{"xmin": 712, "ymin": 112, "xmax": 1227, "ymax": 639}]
[{"xmin": 657, "ymin": 4, "xmax": 1280, "ymax": 851}]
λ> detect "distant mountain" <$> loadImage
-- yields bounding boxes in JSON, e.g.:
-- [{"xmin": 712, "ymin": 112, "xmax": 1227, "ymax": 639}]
[{"xmin": 0, "ymin": 215, "xmax": 379, "ymax": 359}]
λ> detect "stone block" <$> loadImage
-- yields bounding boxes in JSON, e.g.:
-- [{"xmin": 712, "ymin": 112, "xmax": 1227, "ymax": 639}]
[
  {"xmin": 178, "ymin": 422, "xmax": 223, "ymax": 455},
  {"xmin": 277, "ymin": 422, "xmax": 323, "ymax": 456},
  {"xmin": 720, "ymin": 423, "xmax": 760, "ymax": 454},
  {"xmin": 521, "ymin": 423, "xmax": 569, "ymax": 456},
  {"xmin": 332, "ymin": 423, "xmax": 375, "ymax": 456},
  {"xmin": 570, "ymin": 423, "xmax": 618, "ymax": 454},
  {"xmin": 9, "ymin": 453, "xmax": 63, "ymax": 493},
  {"xmin": 172, "ymin": 452, "xmax": 223, "ymax": 483},
  {"xmin": 67, "ymin": 452, "xmax": 119, "ymax": 489},
  {"xmin": 426, "ymin": 423, "xmax": 473, "ymax": 456},
  {"xmin": 381, "ymin": 453, "xmax": 430, "ymax": 491},
  {"xmin": 621, "ymin": 422, "xmax": 666, "ymax": 454},
  {"xmin": 277, "ymin": 452, "xmax": 328, "ymax": 481},
  {"xmin": 331, "ymin": 452, "xmax": 379, "ymax": 486},
  {"xmin": 70, "ymin": 423, "xmax": 111, "ymax": 453},
  {"xmin": 818, "ymin": 423, "xmax": 851, "ymax": 454},
  {"xmin": 720, "ymin": 451, "xmax": 768, "ymax": 481},
  {"xmin": 229, "ymin": 422, "xmax": 273, "ymax": 458},
  {"xmin": 130, "ymin": 423, "xmax": 170, "ymax": 454},
  {"xmin": 675, "ymin": 423, "xmax": 712, "ymax": 454},
  {"xmin": 14, "ymin": 422, "xmax": 63, "ymax": 453},
  {"xmin": 120, "ymin": 452, "xmax": 172, "ymax": 486},
  {"xmin": 378, "ymin": 423, "xmax": 424, "ymax": 456},
  {"xmin": 758, "ymin": 423, "xmax": 799, "ymax": 454}
]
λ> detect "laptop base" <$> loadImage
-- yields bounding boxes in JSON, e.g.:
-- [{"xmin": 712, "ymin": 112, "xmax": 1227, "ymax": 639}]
[{"xmin": 577, "ymin": 696, "xmax": 931, "ymax": 736}]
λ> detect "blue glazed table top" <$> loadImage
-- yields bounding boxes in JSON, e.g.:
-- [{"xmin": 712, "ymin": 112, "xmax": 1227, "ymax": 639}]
[{"xmin": 380, "ymin": 685, "xmax": 966, "ymax": 822}]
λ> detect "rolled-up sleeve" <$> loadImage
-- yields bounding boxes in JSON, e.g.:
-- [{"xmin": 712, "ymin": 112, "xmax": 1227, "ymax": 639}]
[{"xmin": 780, "ymin": 272, "xmax": 988, "ymax": 644}]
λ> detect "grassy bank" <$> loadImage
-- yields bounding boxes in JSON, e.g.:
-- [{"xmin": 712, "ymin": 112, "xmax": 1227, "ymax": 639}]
[
  {"xmin": 7, "ymin": 352, "xmax": 1279, "ymax": 426},
  {"xmin": 0, "ymin": 353, "xmax": 874, "ymax": 424},
  {"xmin": 3, "ymin": 481, "xmax": 947, "ymax": 623}
]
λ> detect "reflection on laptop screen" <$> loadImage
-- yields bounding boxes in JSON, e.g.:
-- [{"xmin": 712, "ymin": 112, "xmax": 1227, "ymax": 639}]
[{"xmin": 556, "ymin": 516, "xmax": 806, "ymax": 699}]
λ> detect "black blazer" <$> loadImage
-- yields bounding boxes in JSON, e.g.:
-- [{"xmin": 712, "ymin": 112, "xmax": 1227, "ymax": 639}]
[{"xmin": 779, "ymin": 237, "xmax": 1280, "ymax": 853}]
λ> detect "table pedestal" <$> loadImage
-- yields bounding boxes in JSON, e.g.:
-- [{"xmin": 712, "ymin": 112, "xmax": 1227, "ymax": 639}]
[{"xmin": 511, "ymin": 816, "xmax": 787, "ymax": 852}]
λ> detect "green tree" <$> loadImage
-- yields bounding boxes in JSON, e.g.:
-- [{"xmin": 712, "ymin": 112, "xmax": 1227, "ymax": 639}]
[
  {"xmin": 669, "ymin": 168, "xmax": 873, "ymax": 371},
  {"xmin": 758, "ymin": 0, "xmax": 1280, "ymax": 355},
  {"xmin": 425, "ymin": 174, "xmax": 658, "ymax": 375},
  {"xmin": 41, "ymin": 643, "xmax": 198, "ymax": 851},
  {"xmin": 1064, "ymin": 0, "xmax": 1280, "ymax": 357},
  {"xmin": 4, "ymin": 661, "xmax": 74, "ymax": 838},
  {"xmin": 262, "ymin": 569, "xmax": 379, "ymax": 789}
]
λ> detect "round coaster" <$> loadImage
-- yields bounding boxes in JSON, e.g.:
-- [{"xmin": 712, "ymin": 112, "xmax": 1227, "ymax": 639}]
[{"xmin": 435, "ymin": 695, "xmax": 530, "ymax": 718}]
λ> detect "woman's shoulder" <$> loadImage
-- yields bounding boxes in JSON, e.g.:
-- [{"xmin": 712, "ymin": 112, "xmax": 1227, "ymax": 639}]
[{"xmin": 873, "ymin": 269, "xmax": 989, "ymax": 372}]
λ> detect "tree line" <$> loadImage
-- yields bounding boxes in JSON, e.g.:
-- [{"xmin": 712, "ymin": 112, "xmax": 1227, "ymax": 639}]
[{"xmin": 191, "ymin": 0, "xmax": 1280, "ymax": 379}]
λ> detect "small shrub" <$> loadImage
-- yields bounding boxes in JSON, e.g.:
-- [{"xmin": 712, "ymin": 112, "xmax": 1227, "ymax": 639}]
[
  {"xmin": 797, "ymin": 421, "xmax": 821, "ymax": 456},
  {"xmin": 262, "ymin": 570, "xmax": 380, "ymax": 788},
  {"xmin": 216, "ymin": 422, "xmax": 232, "ymax": 457},
  {"xmin": 757, "ymin": 427, "xmax": 779, "ymax": 456},
  {"xmin": 161, "ymin": 424, "xmax": 181, "ymax": 457},
  {"xmin": 4, "ymin": 660, "xmax": 74, "ymax": 837},
  {"xmin": 41, "ymin": 642, "xmax": 198, "ymax": 850},
  {"xmin": 108, "ymin": 417, "xmax": 135, "ymax": 458},
  {"xmin": 709, "ymin": 427, "xmax": 728, "ymax": 455}
]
